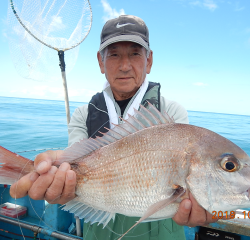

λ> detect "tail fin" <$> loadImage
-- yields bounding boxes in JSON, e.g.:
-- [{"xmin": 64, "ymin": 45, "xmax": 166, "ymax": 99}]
[{"xmin": 0, "ymin": 146, "xmax": 34, "ymax": 185}]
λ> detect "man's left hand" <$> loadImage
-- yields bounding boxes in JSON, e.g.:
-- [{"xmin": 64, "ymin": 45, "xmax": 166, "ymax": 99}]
[{"xmin": 173, "ymin": 193, "xmax": 218, "ymax": 227}]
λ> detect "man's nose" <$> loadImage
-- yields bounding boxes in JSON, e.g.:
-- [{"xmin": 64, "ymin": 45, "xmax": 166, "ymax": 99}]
[{"xmin": 119, "ymin": 55, "xmax": 132, "ymax": 72}]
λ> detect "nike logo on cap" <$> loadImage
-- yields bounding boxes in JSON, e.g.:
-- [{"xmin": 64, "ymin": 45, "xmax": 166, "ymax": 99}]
[{"xmin": 116, "ymin": 23, "xmax": 135, "ymax": 28}]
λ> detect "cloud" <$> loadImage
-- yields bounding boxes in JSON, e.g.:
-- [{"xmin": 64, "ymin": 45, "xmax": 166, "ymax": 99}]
[
  {"xmin": 234, "ymin": 2, "xmax": 245, "ymax": 11},
  {"xmin": 1, "ymin": 17, "xmax": 8, "ymax": 40},
  {"xmin": 235, "ymin": 6, "xmax": 244, "ymax": 11},
  {"xmin": 190, "ymin": 0, "xmax": 218, "ymax": 11},
  {"xmin": 12, "ymin": 23, "xmax": 36, "ymax": 44},
  {"xmin": 203, "ymin": 0, "xmax": 218, "ymax": 11},
  {"xmin": 190, "ymin": 1, "xmax": 201, "ymax": 6},
  {"xmin": 49, "ymin": 16, "xmax": 66, "ymax": 32},
  {"xmin": 193, "ymin": 82, "xmax": 208, "ymax": 87},
  {"xmin": 2, "ymin": 30, "xmax": 8, "ymax": 40},
  {"xmin": 101, "ymin": 0, "xmax": 125, "ymax": 22},
  {"xmin": 176, "ymin": 0, "xmax": 247, "ymax": 11}
]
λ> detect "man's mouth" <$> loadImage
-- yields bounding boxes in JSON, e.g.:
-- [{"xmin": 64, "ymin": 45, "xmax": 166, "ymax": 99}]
[{"xmin": 117, "ymin": 77, "xmax": 132, "ymax": 80}]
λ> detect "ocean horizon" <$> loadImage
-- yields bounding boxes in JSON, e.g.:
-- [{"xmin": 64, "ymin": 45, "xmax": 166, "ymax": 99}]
[{"xmin": 1, "ymin": 95, "xmax": 249, "ymax": 117}]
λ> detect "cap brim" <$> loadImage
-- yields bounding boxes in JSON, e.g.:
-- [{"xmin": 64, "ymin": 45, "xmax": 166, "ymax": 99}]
[{"xmin": 99, "ymin": 35, "xmax": 149, "ymax": 52}]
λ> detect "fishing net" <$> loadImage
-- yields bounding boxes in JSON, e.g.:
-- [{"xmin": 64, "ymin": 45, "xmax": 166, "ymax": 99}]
[
  {"xmin": 7, "ymin": 0, "xmax": 92, "ymax": 82},
  {"xmin": 7, "ymin": 0, "xmax": 92, "ymax": 123}
]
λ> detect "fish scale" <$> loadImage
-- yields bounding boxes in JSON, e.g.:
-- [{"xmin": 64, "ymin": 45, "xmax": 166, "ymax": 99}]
[{"xmin": 72, "ymin": 126, "xmax": 191, "ymax": 219}]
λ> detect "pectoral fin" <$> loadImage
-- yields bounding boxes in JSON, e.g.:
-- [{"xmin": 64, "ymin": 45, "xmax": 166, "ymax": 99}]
[{"xmin": 118, "ymin": 186, "xmax": 185, "ymax": 240}]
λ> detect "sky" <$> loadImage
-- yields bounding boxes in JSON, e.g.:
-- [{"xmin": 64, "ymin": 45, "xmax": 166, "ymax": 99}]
[{"xmin": 0, "ymin": 0, "xmax": 249, "ymax": 116}]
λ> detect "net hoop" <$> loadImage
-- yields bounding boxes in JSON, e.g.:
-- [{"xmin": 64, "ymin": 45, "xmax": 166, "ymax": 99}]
[{"xmin": 9, "ymin": 0, "xmax": 93, "ymax": 52}]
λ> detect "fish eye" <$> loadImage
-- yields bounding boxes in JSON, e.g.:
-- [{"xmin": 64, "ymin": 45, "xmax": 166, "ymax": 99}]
[
  {"xmin": 220, "ymin": 153, "xmax": 239, "ymax": 172},
  {"xmin": 225, "ymin": 162, "xmax": 236, "ymax": 171}
]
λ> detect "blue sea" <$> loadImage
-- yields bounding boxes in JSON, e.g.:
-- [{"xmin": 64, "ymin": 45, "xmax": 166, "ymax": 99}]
[{"xmin": 0, "ymin": 96, "xmax": 249, "ymax": 159}]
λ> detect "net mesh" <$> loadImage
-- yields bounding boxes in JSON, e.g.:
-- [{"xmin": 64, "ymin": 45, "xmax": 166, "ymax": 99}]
[{"xmin": 7, "ymin": 0, "xmax": 92, "ymax": 81}]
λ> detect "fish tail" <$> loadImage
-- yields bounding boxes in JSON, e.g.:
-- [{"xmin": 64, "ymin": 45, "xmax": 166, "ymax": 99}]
[{"xmin": 0, "ymin": 146, "xmax": 34, "ymax": 185}]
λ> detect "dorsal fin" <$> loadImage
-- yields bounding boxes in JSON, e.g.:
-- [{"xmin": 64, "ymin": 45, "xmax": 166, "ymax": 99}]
[
  {"xmin": 56, "ymin": 103, "xmax": 173, "ymax": 164},
  {"xmin": 133, "ymin": 108, "xmax": 153, "ymax": 127},
  {"xmin": 163, "ymin": 111, "xmax": 175, "ymax": 123},
  {"xmin": 139, "ymin": 104, "xmax": 161, "ymax": 125}
]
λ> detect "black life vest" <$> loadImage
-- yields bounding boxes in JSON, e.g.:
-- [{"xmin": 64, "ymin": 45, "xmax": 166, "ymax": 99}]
[{"xmin": 86, "ymin": 81, "xmax": 161, "ymax": 138}]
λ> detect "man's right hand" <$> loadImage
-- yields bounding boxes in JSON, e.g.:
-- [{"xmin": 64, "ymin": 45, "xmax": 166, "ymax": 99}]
[{"xmin": 10, "ymin": 150, "xmax": 76, "ymax": 205}]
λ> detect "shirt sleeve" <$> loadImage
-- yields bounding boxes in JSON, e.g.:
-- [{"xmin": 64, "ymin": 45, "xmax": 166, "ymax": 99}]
[
  {"xmin": 68, "ymin": 104, "xmax": 89, "ymax": 147},
  {"xmin": 160, "ymin": 96, "xmax": 189, "ymax": 124}
]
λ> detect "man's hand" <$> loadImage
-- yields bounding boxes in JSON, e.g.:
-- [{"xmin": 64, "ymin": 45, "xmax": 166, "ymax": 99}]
[
  {"xmin": 173, "ymin": 193, "xmax": 218, "ymax": 227},
  {"xmin": 10, "ymin": 150, "xmax": 76, "ymax": 205}
]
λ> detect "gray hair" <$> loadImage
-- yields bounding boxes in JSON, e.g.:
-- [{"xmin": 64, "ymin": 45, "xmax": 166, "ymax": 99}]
[{"xmin": 100, "ymin": 47, "xmax": 151, "ymax": 61}]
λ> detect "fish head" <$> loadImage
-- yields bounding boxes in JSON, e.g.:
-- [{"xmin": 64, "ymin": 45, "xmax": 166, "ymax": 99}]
[{"xmin": 186, "ymin": 129, "xmax": 250, "ymax": 213}]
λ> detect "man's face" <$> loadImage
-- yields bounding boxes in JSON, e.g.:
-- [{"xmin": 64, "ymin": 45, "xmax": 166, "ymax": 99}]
[{"xmin": 97, "ymin": 41, "xmax": 153, "ymax": 100}]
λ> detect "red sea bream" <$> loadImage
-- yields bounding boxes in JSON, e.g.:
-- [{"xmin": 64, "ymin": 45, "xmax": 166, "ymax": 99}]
[{"xmin": 1, "ymin": 104, "xmax": 250, "ymax": 238}]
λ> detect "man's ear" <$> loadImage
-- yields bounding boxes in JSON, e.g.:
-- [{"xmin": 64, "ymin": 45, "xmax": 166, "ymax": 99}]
[
  {"xmin": 97, "ymin": 51, "xmax": 105, "ymax": 74},
  {"xmin": 146, "ymin": 50, "xmax": 153, "ymax": 74}
]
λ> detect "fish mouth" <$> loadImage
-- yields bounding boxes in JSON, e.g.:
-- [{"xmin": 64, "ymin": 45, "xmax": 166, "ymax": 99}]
[
  {"xmin": 244, "ymin": 188, "xmax": 250, "ymax": 200},
  {"xmin": 240, "ymin": 188, "xmax": 250, "ymax": 200}
]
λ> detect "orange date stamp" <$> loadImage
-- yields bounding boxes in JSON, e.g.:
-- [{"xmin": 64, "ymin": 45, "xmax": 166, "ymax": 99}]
[{"xmin": 212, "ymin": 211, "xmax": 250, "ymax": 219}]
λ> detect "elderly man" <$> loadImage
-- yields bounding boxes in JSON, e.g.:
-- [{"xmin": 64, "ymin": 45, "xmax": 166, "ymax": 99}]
[{"xmin": 10, "ymin": 15, "xmax": 217, "ymax": 240}]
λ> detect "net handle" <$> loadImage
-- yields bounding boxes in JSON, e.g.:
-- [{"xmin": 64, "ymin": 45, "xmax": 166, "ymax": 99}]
[{"xmin": 9, "ymin": 0, "xmax": 93, "ymax": 52}]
